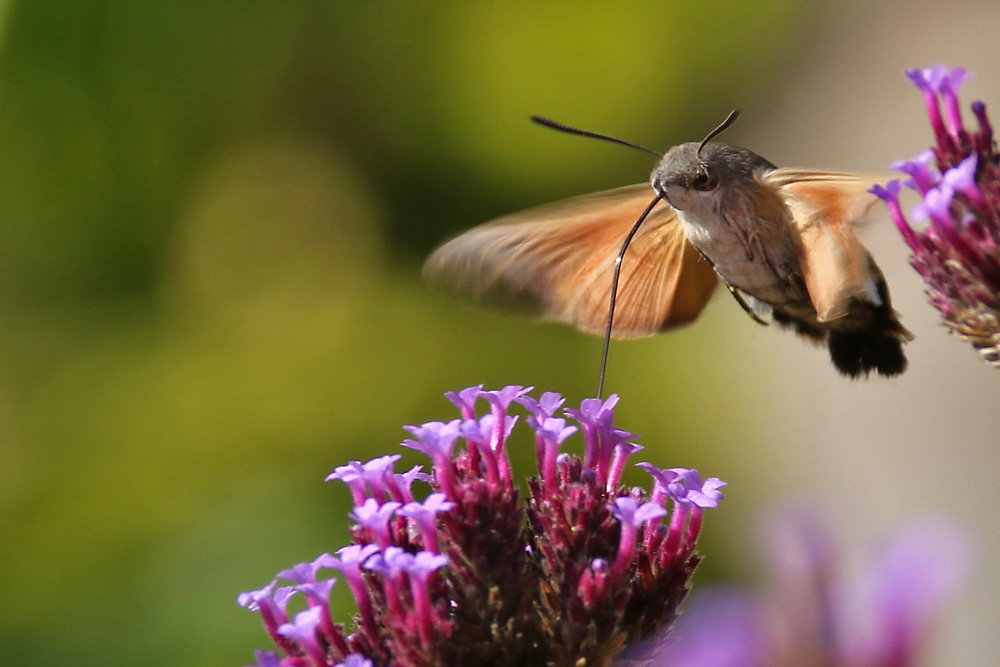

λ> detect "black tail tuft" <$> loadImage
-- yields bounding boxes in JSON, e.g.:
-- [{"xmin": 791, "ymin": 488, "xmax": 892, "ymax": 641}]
[
  {"xmin": 825, "ymin": 254, "xmax": 912, "ymax": 378},
  {"xmin": 828, "ymin": 327, "xmax": 908, "ymax": 378}
]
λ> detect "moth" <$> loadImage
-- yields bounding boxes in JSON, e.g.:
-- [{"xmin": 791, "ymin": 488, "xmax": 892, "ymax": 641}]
[{"xmin": 423, "ymin": 111, "xmax": 911, "ymax": 388}]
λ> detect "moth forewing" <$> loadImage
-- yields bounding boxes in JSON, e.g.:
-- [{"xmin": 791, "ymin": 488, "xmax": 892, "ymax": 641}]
[{"xmin": 422, "ymin": 185, "xmax": 718, "ymax": 338}]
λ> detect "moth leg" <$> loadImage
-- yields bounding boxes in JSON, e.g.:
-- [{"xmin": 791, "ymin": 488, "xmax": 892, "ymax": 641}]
[
  {"xmin": 725, "ymin": 283, "xmax": 770, "ymax": 326},
  {"xmin": 691, "ymin": 244, "xmax": 770, "ymax": 326}
]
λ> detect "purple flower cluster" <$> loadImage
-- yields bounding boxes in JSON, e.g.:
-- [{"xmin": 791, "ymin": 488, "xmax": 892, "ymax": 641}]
[
  {"xmin": 871, "ymin": 64, "xmax": 1000, "ymax": 367},
  {"xmin": 239, "ymin": 386, "xmax": 724, "ymax": 667}
]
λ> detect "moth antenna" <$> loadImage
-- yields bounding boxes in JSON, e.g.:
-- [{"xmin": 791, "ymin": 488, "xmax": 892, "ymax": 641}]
[
  {"xmin": 597, "ymin": 195, "xmax": 664, "ymax": 398},
  {"xmin": 531, "ymin": 116, "xmax": 663, "ymax": 158},
  {"xmin": 697, "ymin": 109, "xmax": 742, "ymax": 156}
]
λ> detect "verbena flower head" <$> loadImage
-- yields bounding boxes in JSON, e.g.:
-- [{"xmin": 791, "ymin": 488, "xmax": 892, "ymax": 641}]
[
  {"xmin": 659, "ymin": 509, "xmax": 967, "ymax": 667},
  {"xmin": 239, "ymin": 385, "xmax": 724, "ymax": 666},
  {"xmin": 871, "ymin": 64, "xmax": 1000, "ymax": 367}
]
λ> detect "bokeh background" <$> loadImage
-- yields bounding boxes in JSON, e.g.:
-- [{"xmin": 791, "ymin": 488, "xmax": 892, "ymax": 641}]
[{"xmin": 0, "ymin": 1, "xmax": 997, "ymax": 665}]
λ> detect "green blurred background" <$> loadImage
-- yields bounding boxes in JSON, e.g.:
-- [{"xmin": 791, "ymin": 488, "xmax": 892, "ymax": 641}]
[{"xmin": 1, "ymin": 1, "xmax": 999, "ymax": 665}]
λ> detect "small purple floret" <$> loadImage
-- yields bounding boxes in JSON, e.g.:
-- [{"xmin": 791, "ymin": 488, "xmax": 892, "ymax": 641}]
[
  {"xmin": 402, "ymin": 419, "xmax": 461, "ymax": 498},
  {"xmin": 326, "ymin": 462, "xmax": 368, "ymax": 506},
  {"xmin": 336, "ymin": 656, "xmax": 375, "ymax": 667},
  {"xmin": 609, "ymin": 497, "xmax": 667, "ymax": 578},
  {"xmin": 891, "ymin": 150, "xmax": 938, "ymax": 193},
  {"xmin": 516, "ymin": 390, "xmax": 566, "ymax": 421},
  {"xmin": 399, "ymin": 492, "xmax": 456, "ymax": 552},
  {"xmin": 666, "ymin": 468, "xmax": 726, "ymax": 509},
  {"xmin": 444, "ymin": 384, "xmax": 482, "ymax": 420},
  {"xmin": 277, "ymin": 606, "xmax": 326, "ymax": 667},
  {"xmin": 350, "ymin": 498, "xmax": 401, "ymax": 550}
]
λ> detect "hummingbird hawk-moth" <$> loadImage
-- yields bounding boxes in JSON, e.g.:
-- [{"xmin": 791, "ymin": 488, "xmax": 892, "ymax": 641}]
[{"xmin": 423, "ymin": 111, "xmax": 911, "ymax": 387}]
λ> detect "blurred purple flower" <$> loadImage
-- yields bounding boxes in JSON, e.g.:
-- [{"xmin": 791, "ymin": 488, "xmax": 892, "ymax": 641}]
[
  {"xmin": 872, "ymin": 64, "xmax": 1000, "ymax": 367},
  {"xmin": 240, "ymin": 386, "xmax": 724, "ymax": 666},
  {"xmin": 655, "ymin": 508, "xmax": 968, "ymax": 667}
]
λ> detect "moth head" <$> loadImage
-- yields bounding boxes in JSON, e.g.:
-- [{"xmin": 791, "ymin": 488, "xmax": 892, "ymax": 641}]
[{"xmin": 651, "ymin": 142, "xmax": 776, "ymax": 211}]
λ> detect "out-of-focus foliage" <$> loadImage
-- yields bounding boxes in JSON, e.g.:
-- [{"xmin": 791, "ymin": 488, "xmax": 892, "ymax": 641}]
[{"xmin": 0, "ymin": 2, "xmax": 806, "ymax": 666}]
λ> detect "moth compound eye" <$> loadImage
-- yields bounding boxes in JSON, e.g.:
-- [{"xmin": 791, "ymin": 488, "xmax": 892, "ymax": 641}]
[{"xmin": 691, "ymin": 168, "xmax": 718, "ymax": 192}]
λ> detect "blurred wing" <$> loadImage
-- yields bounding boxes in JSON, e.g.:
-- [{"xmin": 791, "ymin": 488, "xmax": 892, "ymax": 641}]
[
  {"xmin": 765, "ymin": 169, "xmax": 885, "ymax": 321},
  {"xmin": 423, "ymin": 184, "xmax": 719, "ymax": 338}
]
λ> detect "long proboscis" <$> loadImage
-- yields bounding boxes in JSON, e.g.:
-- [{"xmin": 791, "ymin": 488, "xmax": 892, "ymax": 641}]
[{"xmin": 597, "ymin": 195, "xmax": 663, "ymax": 398}]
